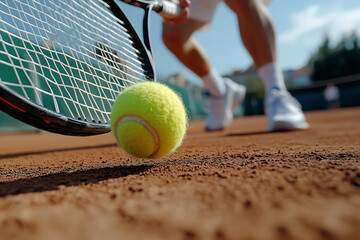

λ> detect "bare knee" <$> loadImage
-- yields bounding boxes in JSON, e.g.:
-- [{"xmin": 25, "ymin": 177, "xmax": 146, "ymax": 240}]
[
  {"xmin": 162, "ymin": 19, "xmax": 207, "ymax": 52},
  {"xmin": 162, "ymin": 24, "xmax": 188, "ymax": 52}
]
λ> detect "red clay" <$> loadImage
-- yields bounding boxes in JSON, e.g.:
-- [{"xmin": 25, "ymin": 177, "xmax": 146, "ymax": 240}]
[{"xmin": 0, "ymin": 108, "xmax": 359, "ymax": 240}]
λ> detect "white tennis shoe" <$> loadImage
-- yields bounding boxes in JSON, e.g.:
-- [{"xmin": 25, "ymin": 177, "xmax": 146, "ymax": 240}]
[
  {"xmin": 265, "ymin": 87, "xmax": 309, "ymax": 132},
  {"xmin": 204, "ymin": 78, "xmax": 246, "ymax": 131}
]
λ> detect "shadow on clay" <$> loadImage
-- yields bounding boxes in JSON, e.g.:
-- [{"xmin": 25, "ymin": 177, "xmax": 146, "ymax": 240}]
[
  {"xmin": 226, "ymin": 129, "xmax": 298, "ymax": 137},
  {"xmin": 226, "ymin": 131, "xmax": 270, "ymax": 137},
  {"xmin": 0, "ymin": 164, "xmax": 153, "ymax": 197},
  {"xmin": 0, "ymin": 143, "xmax": 117, "ymax": 160}
]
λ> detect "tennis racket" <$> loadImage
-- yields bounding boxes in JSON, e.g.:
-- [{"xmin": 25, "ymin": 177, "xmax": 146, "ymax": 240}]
[{"xmin": 0, "ymin": 0, "xmax": 180, "ymax": 136}]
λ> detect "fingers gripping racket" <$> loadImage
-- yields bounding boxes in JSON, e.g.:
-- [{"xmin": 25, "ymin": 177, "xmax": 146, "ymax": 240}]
[{"xmin": 0, "ymin": 0, "xmax": 180, "ymax": 136}]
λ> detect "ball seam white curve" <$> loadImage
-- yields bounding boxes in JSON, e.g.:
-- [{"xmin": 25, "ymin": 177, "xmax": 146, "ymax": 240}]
[{"xmin": 116, "ymin": 116, "xmax": 160, "ymax": 157}]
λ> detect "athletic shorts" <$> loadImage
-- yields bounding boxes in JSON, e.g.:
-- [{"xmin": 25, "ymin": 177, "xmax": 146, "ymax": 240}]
[
  {"xmin": 188, "ymin": 0, "xmax": 222, "ymax": 24},
  {"xmin": 189, "ymin": 0, "xmax": 273, "ymax": 23}
]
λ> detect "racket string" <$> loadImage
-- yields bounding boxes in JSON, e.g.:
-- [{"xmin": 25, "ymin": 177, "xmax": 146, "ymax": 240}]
[{"xmin": 0, "ymin": 0, "xmax": 148, "ymax": 123}]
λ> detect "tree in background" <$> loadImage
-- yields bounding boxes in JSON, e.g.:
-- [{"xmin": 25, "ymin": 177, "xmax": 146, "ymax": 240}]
[{"xmin": 310, "ymin": 32, "xmax": 360, "ymax": 81}]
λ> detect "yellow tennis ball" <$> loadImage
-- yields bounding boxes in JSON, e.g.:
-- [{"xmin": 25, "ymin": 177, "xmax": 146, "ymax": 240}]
[{"xmin": 110, "ymin": 82, "xmax": 187, "ymax": 159}]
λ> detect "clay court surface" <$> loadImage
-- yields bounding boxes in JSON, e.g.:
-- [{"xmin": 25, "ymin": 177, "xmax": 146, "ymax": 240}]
[{"xmin": 0, "ymin": 107, "xmax": 359, "ymax": 240}]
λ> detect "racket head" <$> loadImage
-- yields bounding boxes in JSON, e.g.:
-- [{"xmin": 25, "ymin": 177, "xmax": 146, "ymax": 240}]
[{"xmin": 0, "ymin": 0, "xmax": 155, "ymax": 136}]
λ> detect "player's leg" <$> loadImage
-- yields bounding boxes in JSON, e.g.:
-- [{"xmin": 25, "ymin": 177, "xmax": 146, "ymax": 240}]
[
  {"xmin": 162, "ymin": 19, "xmax": 226, "ymax": 96},
  {"xmin": 162, "ymin": 13, "xmax": 246, "ymax": 131},
  {"xmin": 225, "ymin": 0, "xmax": 309, "ymax": 131}
]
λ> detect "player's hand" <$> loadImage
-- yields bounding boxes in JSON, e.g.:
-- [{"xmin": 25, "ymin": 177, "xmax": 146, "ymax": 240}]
[{"xmin": 163, "ymin": 0, "xmax": 190, "ymax": 26}]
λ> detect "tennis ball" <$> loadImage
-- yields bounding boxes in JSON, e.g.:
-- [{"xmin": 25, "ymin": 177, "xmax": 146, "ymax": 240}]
[{"xmin": 110, "ymin": 82, "xmax": 187, "ymax": 159}]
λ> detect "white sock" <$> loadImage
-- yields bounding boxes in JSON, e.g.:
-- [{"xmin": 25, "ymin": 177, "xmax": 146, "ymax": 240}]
[
  {"xmin": 258, "ymin": 62, "xmax": 286, "ymax": 92},
  {"xmin": 201, "ymin": 68, "xmax": 226, "ymax": 97}
]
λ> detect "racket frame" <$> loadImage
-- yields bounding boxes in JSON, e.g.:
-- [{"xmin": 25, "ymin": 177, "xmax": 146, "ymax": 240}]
[{"xmin": 0, "ymin": 0, "xmax": 156, "ymax": 136}]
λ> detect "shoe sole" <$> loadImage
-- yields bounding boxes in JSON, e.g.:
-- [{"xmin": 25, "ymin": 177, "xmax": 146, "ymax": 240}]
[{"xmin": 267, "ymin": 121, "xmax": 310, "ymax": 132}]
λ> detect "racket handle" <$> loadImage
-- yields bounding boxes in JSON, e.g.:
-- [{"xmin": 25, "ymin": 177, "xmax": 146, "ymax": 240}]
[{"xmin": 155, "ymin": 1, "xmax": 181, "ymax": 19}]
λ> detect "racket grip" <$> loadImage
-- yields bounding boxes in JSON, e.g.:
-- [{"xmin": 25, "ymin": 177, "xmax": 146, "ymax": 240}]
[{"xmin": 157, "ymin": 1, "xmax": 181, "ymax": 19}]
